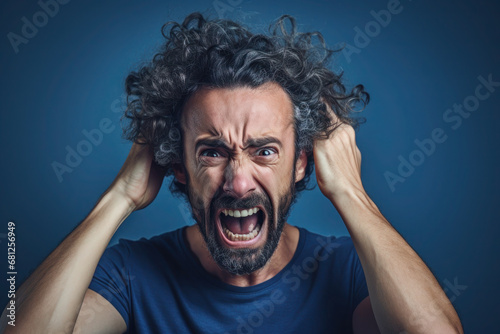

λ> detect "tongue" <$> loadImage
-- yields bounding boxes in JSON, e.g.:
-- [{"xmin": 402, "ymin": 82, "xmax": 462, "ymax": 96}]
[{"xmin": 222, "ymin": 214, "xmax": 259, "ymax": 234}]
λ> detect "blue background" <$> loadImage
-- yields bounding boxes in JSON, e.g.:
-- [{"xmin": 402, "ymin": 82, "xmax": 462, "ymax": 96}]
[{"xmin": 1, "ymin": 0, "xmax": 498, "ymax": 332}]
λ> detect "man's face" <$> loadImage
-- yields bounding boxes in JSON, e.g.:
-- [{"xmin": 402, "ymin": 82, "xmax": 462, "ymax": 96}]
[{"xmin": 177, "ymin": 82, "xmax": 306, "ymax": 275}]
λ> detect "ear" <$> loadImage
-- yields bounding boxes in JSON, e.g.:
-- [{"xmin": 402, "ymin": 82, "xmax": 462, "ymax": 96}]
[
  {"xmin": 294, "ymin": 150, "xmax": 308, "ymax": 182},
  {"xmin": 173, "ymin": 163, "xmax": 187, "ymax": 185}
]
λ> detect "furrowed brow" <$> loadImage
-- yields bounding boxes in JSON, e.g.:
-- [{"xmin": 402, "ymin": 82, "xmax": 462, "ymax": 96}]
[
  {"xmin": 194, "ymin": 136, "xmax": 283, "ymax": 152},
  {"xmin": 244, "ymin": 136, "xmax": 283, "ymax": 148},
  {"xmin": 195, "ymin": 138, "xmax": 229, "ymax": 152}
]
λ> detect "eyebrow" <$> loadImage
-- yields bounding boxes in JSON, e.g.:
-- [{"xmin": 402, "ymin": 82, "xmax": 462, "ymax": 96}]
[
  {"xmin": 195, "ymin": 138, "xmax": 229, "ymax": 152},
  {"xmin": 194, "ymin": 136, "xmax": 283, "ymax": 152},
  {"xmin": 244, "ymin": 137, "xmax": 283, "ymax": 149}
]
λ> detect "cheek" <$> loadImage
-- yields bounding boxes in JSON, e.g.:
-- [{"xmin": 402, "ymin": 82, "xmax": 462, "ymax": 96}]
[
  {"xmin": 259, "ymin": 156, "xmax": 295, "ymax": 186},
  {"xmin": 261, "ymin": 164, "xmax": 295, "ymax": 210},
  {"xmin": 256, "ymin": 166, "xmax": 286, "ymax": 201},
  {"xmin": 190, "ymin": 167, "xmax": 224, "ymax": 201}
]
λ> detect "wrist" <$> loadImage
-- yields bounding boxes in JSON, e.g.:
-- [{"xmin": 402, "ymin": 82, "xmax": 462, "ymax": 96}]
[
  {"xmin": 92, "ymin": 188, "xmax": 135, "ymax": 226},
  {"xmin": 327, "ymin": 184, "xmax": 364, "ymax": 204},
  {"xmin": 104, "ymin": 183, "xmax": 137, "ymax": 212},
  {"xmin": 328, "ymin": 185, "xmax": 378, "ymax": 214}
]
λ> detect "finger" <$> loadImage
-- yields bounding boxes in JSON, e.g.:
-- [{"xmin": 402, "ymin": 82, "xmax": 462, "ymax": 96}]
[{"xmin": 320, "ymin": 98, "xmax": 340, "ymax": 123}]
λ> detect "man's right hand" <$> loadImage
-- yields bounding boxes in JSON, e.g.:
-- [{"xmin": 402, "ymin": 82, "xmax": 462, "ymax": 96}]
[{"xmin": 109, "ymin": 142, "xmax": 167, "ymax": 211}]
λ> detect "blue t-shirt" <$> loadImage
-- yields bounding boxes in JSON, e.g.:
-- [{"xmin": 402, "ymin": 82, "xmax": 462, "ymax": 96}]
[{"xmin": 89, "ymin": 227, "xmax": 368, "ymax": 333}]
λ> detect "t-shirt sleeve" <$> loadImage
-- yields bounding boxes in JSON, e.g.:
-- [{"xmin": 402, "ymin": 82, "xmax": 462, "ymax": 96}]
[{"xmin": 88, "ymin": 239, "xmax": 132, "ymax": 328}]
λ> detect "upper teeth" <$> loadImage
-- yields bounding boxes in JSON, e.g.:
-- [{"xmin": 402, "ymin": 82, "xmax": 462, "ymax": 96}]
[{"xmin": 223, "ymin": 207, "xmax": 259, "ymax": 218}]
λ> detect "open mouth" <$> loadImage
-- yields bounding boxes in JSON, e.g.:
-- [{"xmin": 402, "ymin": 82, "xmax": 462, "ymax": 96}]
[{"xmin": 217, "ymin": 206, "xmax": 266, "ymax": 246}]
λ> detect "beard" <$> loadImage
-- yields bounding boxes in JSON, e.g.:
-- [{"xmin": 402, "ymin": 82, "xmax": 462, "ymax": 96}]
[{"xmin": 186, "ymin": 172, "xmax": 297, "ymax": 276}]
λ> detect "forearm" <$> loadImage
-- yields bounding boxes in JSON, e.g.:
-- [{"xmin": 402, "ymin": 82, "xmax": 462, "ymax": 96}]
[
  {"xmin": 0, "ymin": 190, "xmax": 133, "ymax": 333},
  {"xmin": 331, "ymin": 189, "xmax": 463, "ymax": 333}
]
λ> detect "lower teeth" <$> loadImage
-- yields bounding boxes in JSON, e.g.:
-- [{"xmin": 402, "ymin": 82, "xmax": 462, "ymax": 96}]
[{"xmin": 223, "ymin": 225, "xmax": 261, "ymax": 241}]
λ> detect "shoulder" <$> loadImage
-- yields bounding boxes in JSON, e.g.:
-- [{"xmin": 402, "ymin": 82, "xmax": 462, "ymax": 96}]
[
  {"xmin": 296, "ymin": 228, "xmax": 367, "ymax": 296},
  {"xmin": 104, "ymin": 227, "xmax": 186, "ymax": 263},
  {"xmin": 295, "ymin": 227, "xmax": 361, "ymax": 271},
  {"xmin": 298, "ymin": 227, "xmax": 356, "ymax": 255}
]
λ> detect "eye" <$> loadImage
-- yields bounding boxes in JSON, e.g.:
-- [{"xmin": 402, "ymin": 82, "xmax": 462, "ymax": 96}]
[
  {"xmin": 256, "ymin": 147, "xmax": 277, "ymax": 157},
  {"xmin": 200, "ymin": 149, "xmax": 222, "ymax": 158}
]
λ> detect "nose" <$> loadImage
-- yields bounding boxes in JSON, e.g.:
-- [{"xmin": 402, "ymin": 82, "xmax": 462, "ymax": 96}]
[{"xmin": 222, "ymin": 160, "xmax": 256, "ymax": 198}]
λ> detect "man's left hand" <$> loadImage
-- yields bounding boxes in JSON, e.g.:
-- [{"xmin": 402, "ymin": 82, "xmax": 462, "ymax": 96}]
[{"xmin": 313, "ymin": 110, "xmax": 364, "ymax": 204}]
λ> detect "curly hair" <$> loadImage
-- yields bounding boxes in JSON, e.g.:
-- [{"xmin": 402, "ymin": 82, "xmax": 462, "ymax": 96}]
[{"xmin": 123, "ymin": 12, "xmax": 369, "ymax": 198}]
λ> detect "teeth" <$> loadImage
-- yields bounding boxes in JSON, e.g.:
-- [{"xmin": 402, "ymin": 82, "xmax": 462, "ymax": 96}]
[
  {"xmin": 222, "ymin": 207, "xmax": 260, "ymax": 217},
  {"xmin": 223, "ymin": 224, "xmax": 261, "ymax": 241},
  {"xmin": 221, "ymin": 207, "xmax": 262, "ymax": 242}
]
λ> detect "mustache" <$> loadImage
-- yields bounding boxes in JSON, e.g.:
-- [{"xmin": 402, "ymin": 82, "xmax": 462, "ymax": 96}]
[{"xmin": 211, "ymin": 192, "xmax": 269, "ymax": 211}]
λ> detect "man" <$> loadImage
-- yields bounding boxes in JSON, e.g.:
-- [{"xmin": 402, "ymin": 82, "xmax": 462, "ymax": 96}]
[{"xmin": 1, "ymin": 13, "xmax": 462, "ymax": 333}]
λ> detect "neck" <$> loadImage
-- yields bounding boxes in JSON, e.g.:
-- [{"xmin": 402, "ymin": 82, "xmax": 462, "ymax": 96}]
[{"xmin": 185, "ymin": 223, "xmax": 299, "ymax": 287}]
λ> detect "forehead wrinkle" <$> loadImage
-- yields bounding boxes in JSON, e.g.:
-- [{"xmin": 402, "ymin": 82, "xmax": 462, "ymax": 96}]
[
  {"xmin": 182, "ymin": 106, "xmax": 223, "ymax": 141},
  {"xmin": 223, "ymin": 110, "xmax": 293, "ymax": 151},
  {"xmin": 181, "ymin": 88, "xmax": 219, "ymax": 133},
  {"xmin": 183, "ymin": 83, "xmax": 296, "ymax": 149}
]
